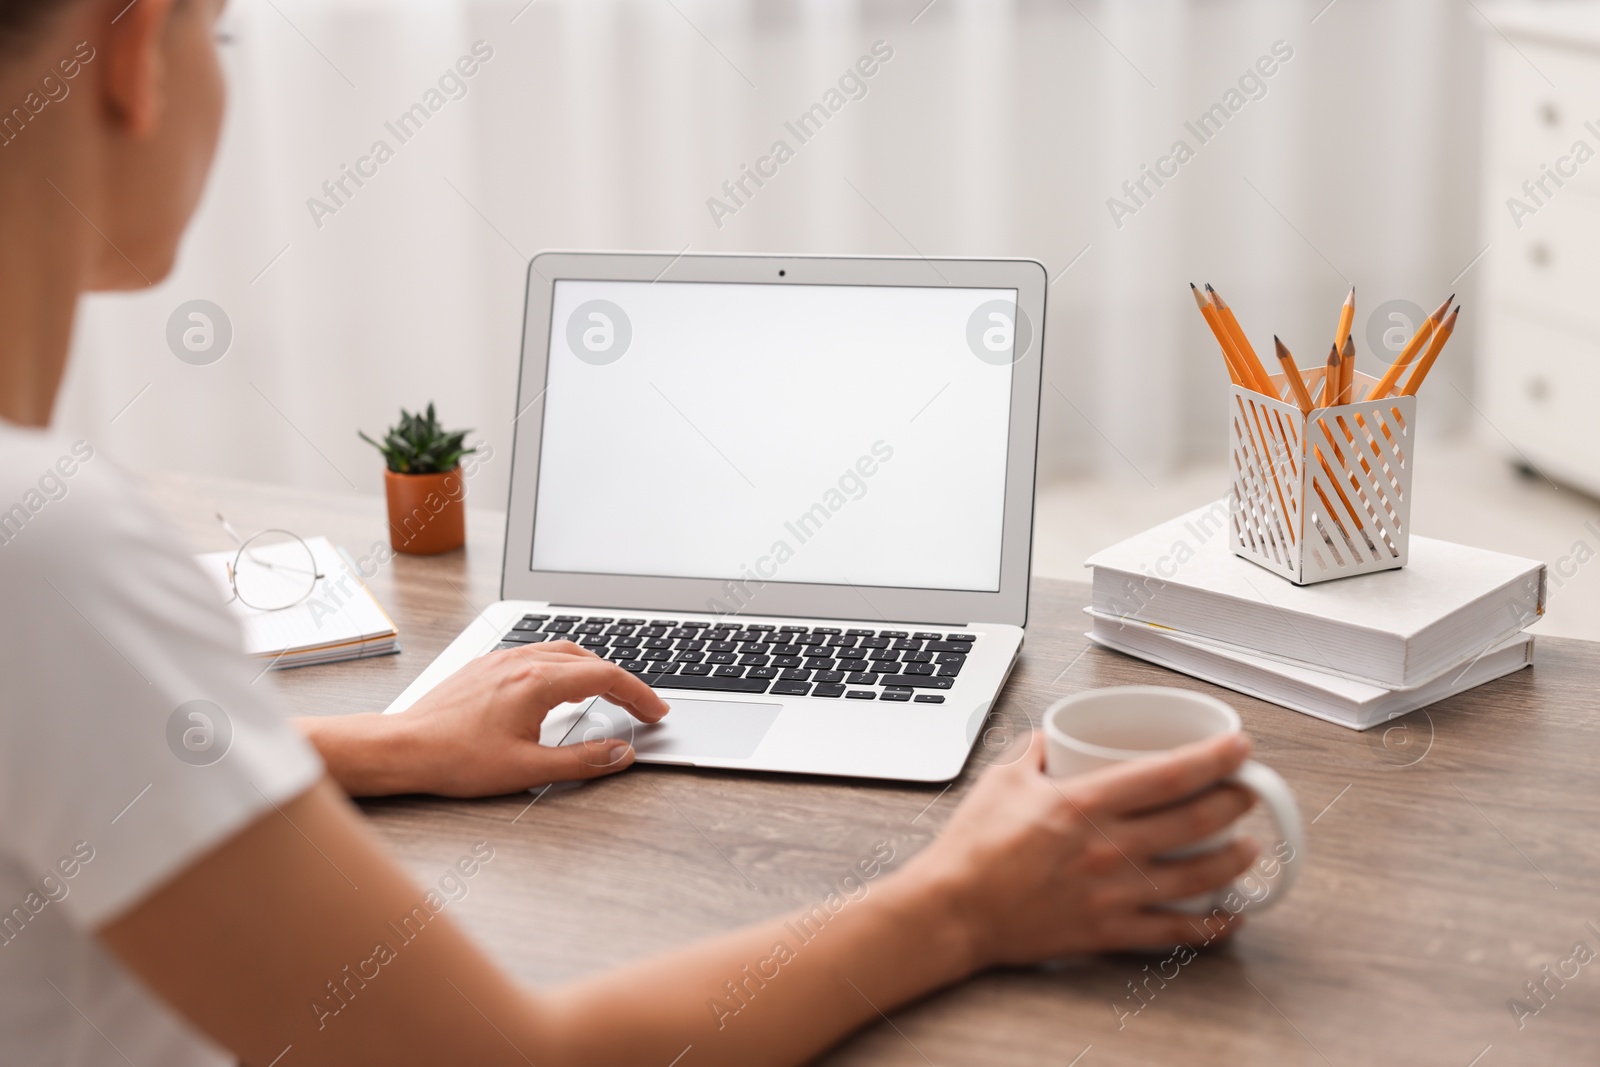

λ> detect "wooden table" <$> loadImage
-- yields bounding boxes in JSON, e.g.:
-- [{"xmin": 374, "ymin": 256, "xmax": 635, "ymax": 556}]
[{"xmin": 146, "ymin": 472, "xmax": 1600, "ymax": 1066}]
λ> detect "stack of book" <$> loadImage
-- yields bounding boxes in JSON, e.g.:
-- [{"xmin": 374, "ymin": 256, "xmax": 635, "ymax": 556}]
[{"xmin": 1084, "ymin": 503, "xmax": 1547, "ymax": 730}]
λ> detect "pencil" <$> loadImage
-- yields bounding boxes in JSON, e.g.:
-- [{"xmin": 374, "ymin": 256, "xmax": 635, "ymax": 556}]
[
  {"xmin": 1366, "ymin": 294, "xmax": 1452, "ymax": 400},
  {"xmin": 1193, "ymin": 283, "xmax": 1245, "ymax": 387},
  {"xmin": 1202, "ymin": 288, "xmax": 1291, "ymax": 537},
  {"xmin": 1330, "ymin": 332, "xmax": 1399, "ymax": 524},
  {"xmin": 1339, "ymin": 334, "xmax": 1356, "ymax": 405},
  {"xmin": 1274, "ymin": 336, "xmax": 1315, "ymax": 414},
  {"xmin": 1334, "ymin": 286, "xmax": 1355, "ymax": 354},
  {"xmin": 1399, "ymin": 305, "xmax": 1460, "ymax": 396},
  {"xmin": 1312, "ymin": 340, "xmax": 1372, "ymax": 529},
  {"xmin": 1303, "ymin": 316, "xmax": 1368, "ymax": 538},
  {"xmin": 1206, "ymin": 285, "xmax": 1276, "ymax": 396}
]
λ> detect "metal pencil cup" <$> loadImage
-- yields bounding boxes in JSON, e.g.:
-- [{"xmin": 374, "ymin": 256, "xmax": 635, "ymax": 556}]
[{"xmin": 1229, "ymin": 369, "xmax": 1416, "ymax": 585}]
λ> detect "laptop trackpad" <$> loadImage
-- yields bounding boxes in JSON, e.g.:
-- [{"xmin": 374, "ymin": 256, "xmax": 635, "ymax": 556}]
[{"xmin": 567, "ymin": 698, "xmax": 780, "ymax": 762}]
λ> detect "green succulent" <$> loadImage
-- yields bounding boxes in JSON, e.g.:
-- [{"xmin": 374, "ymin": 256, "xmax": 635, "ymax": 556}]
[{"xmin": 359, "ymin": 404, "xmax": 477, "ymax": 475}]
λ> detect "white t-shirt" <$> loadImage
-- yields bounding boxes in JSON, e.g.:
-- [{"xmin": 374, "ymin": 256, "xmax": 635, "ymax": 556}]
[{"xmin": 0, "ymin": 423, "xmax": 324, "ymax": 1066}]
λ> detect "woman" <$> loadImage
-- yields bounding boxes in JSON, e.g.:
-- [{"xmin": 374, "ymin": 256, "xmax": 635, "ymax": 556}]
[{"xmin": 0, "ymin": 1, "xmax": 1260, "ymax": 1063}]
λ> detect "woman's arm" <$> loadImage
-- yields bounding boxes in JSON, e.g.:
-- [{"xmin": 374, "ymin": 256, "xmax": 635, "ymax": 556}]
[
  {"xmin": 100, "ymin": 719, "xmax": 1256, "ymax": 1067},
  {"xmin": 295, "ymin": 641, "xmax": 671, "ymax": 797},
  {"xmin": 536, "ymin": 731, "xmax": 1256, "ymax": 1064}
]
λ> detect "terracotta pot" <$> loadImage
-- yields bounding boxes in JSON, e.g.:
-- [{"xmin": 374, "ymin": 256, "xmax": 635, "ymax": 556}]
[{"xmin": 384, "ymin": 467, "xmax": 467, "ymax": 555}]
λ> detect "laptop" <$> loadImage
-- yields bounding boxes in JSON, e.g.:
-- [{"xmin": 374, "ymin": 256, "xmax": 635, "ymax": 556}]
[{"xmin": 383, "ymin": 251, "xmax": 1045, "ymax": 782}]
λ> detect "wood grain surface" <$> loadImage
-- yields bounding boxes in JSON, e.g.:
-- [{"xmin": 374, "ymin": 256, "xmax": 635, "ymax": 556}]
[{"xmin": 143, "ymin": 471, "xmax": 1600, "ymax": 1066}]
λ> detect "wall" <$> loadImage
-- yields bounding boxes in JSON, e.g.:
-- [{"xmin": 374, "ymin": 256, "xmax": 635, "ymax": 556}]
[{"xmin": 55, "ymin": 0, "xmax": 1487, "ymax": 507}]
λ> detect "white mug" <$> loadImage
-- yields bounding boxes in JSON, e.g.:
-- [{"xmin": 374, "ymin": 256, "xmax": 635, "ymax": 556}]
[{"xmin": 1043, "ymin": 686, "xmax": 1304, "ymax": 914}]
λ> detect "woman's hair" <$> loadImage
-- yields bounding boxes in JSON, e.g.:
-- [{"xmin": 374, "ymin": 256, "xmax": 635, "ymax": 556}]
[{"xmin": 0, "ymin": 1, "xmax": 70, "ymax": 55}]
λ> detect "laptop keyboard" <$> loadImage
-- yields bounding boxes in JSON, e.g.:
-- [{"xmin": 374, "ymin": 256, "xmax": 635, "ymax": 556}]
[{"xmin": 492, "ymin": 615, "xmax": 977, "ymax": 703}]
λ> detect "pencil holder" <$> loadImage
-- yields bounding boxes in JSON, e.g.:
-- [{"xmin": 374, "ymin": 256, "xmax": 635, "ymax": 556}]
[{"xmin": 1228, "ymin": 369, "xmax": 1416, "ymax": 585}]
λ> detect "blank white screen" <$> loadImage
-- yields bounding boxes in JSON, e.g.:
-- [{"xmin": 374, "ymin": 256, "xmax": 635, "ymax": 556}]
[{"xmin": 530, "ymin": 279, "xmax": 1014, "ymax": 592}]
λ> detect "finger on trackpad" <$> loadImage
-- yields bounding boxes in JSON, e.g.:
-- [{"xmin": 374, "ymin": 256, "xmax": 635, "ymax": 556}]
[{"xmin": 565, "ymin": 698, "xmax": 779, "ymax": 762}]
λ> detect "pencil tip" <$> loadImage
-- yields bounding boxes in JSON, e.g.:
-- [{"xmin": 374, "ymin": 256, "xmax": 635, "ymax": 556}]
[
  {"xmin": 1204, "ymin": 283, "xmax": 1216, "ymax": 293},
  {"xmin": 1189, "ymin": 281, "xmax": 1198, "ymax": 289}
]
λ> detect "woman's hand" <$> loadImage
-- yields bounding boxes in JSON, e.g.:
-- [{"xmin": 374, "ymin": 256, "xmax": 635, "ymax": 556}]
[
  {"xmin": 299, "ymin": 641, "xmax": 670, "ymax": 797},
  {"xmin": 901, "ymin": 730, "xmax": 1259, "ymax": 969}
]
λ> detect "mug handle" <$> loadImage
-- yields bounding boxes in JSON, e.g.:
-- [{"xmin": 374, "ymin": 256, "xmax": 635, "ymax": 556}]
[{"xmin": 1227, "ymin": 759, "xmax": 1305, "ymax": 911}]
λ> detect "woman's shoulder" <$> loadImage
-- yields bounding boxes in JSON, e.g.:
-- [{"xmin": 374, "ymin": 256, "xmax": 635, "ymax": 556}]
[
  {"xmin": 0, "ymin": 428, "xmax": 192, "ymax": 573},
  {"xmin": 0, "ymin": 427, "xmax": 217, "ymax": 639},
  {"xmin": 0, "ymin": 428, "xmax": 117, "ymax": 556}
]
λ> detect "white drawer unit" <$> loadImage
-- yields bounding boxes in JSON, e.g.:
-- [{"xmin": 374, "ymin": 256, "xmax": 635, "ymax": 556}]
[
  {"xmin": 1491, "ymin": 190, "xmax": 1600, "ymax": 328},
  {"xmin": 1481, "ymin": 311, "xmax": 1600, "ymax": 487},
  {"xmin": 1478, "ymin": 4, "xmax": 1600, "ymax": 496}
]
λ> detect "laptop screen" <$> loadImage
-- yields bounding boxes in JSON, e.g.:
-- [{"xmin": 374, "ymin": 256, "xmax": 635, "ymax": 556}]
[{"xmin": 530, "ymin": 278, "xmax": 1016, "ymax": 594}]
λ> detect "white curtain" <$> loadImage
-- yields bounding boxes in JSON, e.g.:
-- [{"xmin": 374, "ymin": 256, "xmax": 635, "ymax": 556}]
[{"xmin": 56, "ymin": 0, "xmax": 1484, "ymax": 507}]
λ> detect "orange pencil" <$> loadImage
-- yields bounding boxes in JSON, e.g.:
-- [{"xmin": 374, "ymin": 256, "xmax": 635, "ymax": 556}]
[
  {"xmin": 1400, "ymin": 305, "xmax": 1460, "ymax": 396},
  {"xmin": 1274, "ymin": 336, "xmax": 1315, "ymax": 414},
  {"xmin": 1314, "ymin": 340, "xmax": 1372, "ymax": 525},
  {"xmin": 1333, "ymin": 286, "xmax": 1355, "ymax": 354},
  {"xmin": 1367, "ymin": 294, "xmax": 1452, "ymax": 400},
  {"xmin": 1202, "ymin": 286, "xmax": 1290, "ymax": 537},
  {"xmin": 1331, "ymin": 332, "xmax": 1397, "ymax": 518},
  {"xmin": 1192, "ymin": 283, "xmax": 1245, "ymax": 387},
  {"xmin": 1295, "ymin": 334, "xmax": 1364, "ymax": 537},
  {"xmin": 1206, "ymin": 284, "xmax": 1276, "ymax": 396},
  {"xmin": 1339, "ymin": 334, "xmax": 1356, "ymax": 405}
]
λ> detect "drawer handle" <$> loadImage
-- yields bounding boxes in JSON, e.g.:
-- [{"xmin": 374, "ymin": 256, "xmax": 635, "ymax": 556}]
[
  {"xmin": 1540, "ymin": 101, "xmax": 1561, "ymax": 126},
  {"xmin": 1527, "ymin": 377, "xmax": 1551, "ymax": 402}
]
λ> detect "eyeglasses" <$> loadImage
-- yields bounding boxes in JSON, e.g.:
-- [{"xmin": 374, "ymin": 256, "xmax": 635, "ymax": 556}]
[{"xmin": 217, "ymin": 514, "xmax": 325, "ymax": 612}]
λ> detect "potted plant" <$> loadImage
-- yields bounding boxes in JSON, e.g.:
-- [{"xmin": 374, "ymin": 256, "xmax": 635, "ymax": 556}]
[{"xmin": 359, "ymin": 404, "xmax": 477, "ymax": 555}]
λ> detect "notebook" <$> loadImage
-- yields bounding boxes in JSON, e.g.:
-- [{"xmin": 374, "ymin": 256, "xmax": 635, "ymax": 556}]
[
  {"xmin": 197, "ymin": 537, "xmax": 399, "ymax": 669},
  {"xmin": 1085, "ymin": 502, "xmax": 1547, "ymax": 688},
  {"xmin": 1086, "ymin": 609, "xmax": 1535, "ymax": 731}
]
